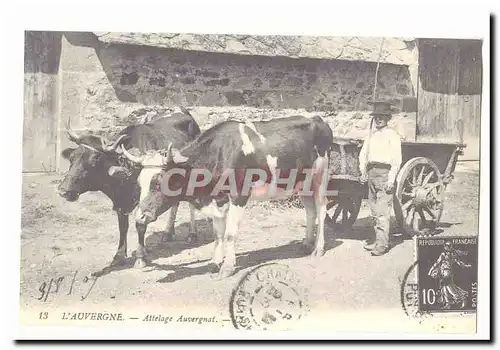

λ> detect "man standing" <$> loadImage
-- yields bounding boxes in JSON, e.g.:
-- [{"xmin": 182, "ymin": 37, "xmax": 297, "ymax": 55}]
[{"xmin": 358, "ymin": 101, "xmax": 402, "ymax": 256}]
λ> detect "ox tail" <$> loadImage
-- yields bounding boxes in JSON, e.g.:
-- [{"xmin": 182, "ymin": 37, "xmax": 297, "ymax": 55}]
[
  {"xmin": 179, "ymin": 106, "xmax": 201, "ymax": 139},
  {"xmin": 311, "ymin": 115, "xmax": 334, "ymax": 157}
]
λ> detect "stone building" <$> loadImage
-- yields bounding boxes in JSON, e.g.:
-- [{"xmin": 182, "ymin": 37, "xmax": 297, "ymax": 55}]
[{"xmin": 23, "ymin": 32, "xmax": 480, "ymax": 172}]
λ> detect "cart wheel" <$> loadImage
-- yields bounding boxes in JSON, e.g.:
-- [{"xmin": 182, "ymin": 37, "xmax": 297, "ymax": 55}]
[
  {"xmin": 325, "ymin": 195, "xmax": 362, "ymax": 230},
  {"xmin": 394, "ymin": 157, "xmax": 445, "ymax": 237}
]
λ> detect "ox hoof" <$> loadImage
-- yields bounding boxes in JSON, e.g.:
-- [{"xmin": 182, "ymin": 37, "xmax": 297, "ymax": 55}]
[
  {"xmin": 110, "ymin": 253, "xmax": 127, "ymax": 267},
  {"xmin": 161, "ymin": 232, "xmax": 174, "ymax": 243},
  {"xmin": 310, "ymin": 247, "xmax": 325, "ymax": 257},
  {"xmin": 208, "ymin": 262, "xmax": 222, "ymax": 274},
  {"xmin": 302, "ymin": 239, "xmax": 314, "ymax": 250},
  {"xmin": 217, "ymin": 266, "xmax": 236, "ymax": 279},
  {"xmin": 209, "ymin": 262, "xmax": 222, "ymax": 278},
  {"xmin": 134, "ymin": 258, "xmax": 147, "ymax": 269}
]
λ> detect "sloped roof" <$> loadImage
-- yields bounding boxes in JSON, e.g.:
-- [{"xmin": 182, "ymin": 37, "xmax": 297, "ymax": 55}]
[{"xmin": 94, "ymin": 32, "xmax": 417, "ymax": 66}]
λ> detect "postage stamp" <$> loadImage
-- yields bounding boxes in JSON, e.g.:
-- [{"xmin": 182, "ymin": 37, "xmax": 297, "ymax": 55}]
[{"xmin": 417, "ymin": 237, "xmax": 478, "ymax": 313}]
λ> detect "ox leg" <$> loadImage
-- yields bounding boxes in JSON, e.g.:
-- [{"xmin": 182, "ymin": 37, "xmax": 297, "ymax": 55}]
[
  {"xmin": 311, "ymin": 196, "xmax": 327, "ymax": 257},
  {"xmin": 299, "ymin": 195, "xmax": 317, "ymax": 250},
  {"xmin": 134, "ymin": 223, "xmax": 148, "ymax": 269},
  {"xmin": 162, "ymin": 203, "xmax": 178, "ymax": 243},
  {"xmin": 111, "ymin": 212, "xmax": 128, "ymax": 266},
  {"xmin": 310, "ymin": 154, "xmax": 330, "ymax": 257},
  {"xmin": 186, "ymin": 202, "xmax": 199, "ymax": 243},
  {"xmin": 218, "ymin": 201, "xmax": 246, "ymax": 279},
  {"xmin": 210, "ymin": 215, "xmax": 227, "ymax": 274}
]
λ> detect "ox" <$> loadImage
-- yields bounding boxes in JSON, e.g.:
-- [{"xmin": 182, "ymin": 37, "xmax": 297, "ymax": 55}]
[
  {"xmin": 121, "ymin": 115, "xmax": 334, "ymax": 278},
  {"xmin": 58, "ymin": 109, "xmax": 201, "ymax": 269}
]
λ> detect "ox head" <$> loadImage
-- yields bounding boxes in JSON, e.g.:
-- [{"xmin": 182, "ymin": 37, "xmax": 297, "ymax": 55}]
[
  {"xmin": 120, "ymin": 143, "xmax": 189, "ymax": 226},
  {"xmin": 58, "ymin": 120, "xmax": 131, "ymax": 202}
]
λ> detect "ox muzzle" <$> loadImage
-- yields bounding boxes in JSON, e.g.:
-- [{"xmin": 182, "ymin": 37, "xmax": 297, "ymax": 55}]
[{"xmin": 58, "ymin": 189, "xmax": 80, "ymax": 202}]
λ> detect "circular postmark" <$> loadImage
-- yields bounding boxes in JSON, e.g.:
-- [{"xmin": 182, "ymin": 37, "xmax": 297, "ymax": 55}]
[{"xmin": 229, "ymin": 263, "xmax": 309, "ymax": 330}]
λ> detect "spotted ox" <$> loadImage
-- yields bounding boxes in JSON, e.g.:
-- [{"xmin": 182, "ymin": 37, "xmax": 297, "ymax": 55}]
[
  {"xmin": 58, "ymin": 109, "xmax": 201, "ymax": 269},
  {"xmin": 121, "ymin": 115, "xmax": 334, "ymax": 277}
]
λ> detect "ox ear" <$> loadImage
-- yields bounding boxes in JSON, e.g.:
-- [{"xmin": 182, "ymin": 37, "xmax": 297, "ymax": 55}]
[
  {"xmin": 172, "ymin": 148, "xmax": 189, "ymax": 164},
  {"xmin": 61, "ymin": 148, "xmax": 76, "ymax": 160}
]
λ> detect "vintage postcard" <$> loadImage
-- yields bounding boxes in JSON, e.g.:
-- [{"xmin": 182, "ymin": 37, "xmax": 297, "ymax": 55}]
[{"xmin": 12, "ymin": 5, "xmax": 490, "ymax": 341}]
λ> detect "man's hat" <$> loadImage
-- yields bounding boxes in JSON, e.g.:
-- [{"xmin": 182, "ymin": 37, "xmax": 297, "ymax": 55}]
[{"xmin": 368, "ymin": 100, "xmax": 396, "ymax": 118}]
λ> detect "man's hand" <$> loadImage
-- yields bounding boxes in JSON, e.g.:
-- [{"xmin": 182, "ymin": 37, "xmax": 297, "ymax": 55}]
[
  {"xmin": 385, "ymin": 181, "xmax": 395, "ymax": 193},
  {"xmin": 359, "ymin": 173, "xmax": 368, "ymax": 184}
]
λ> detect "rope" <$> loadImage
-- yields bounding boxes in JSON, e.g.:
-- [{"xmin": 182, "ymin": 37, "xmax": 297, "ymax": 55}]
[
  {"xmin": 372, "ymin": 37, "xmax": 385, "ymax": 100},
  {"xmin": 364, "ymin": 38, "xmax": 385, "ymax": 174}
]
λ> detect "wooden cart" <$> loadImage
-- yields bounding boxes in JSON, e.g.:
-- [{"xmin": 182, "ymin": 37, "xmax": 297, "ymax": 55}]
[{"xmin": 325, "ymin": 137, "xmax": 466, "ymax": 237}]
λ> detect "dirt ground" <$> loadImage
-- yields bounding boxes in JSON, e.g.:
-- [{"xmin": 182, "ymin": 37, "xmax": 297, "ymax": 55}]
[{"xmin": 19, "ymin": 165, "xmax": 479, "ymax": 333}]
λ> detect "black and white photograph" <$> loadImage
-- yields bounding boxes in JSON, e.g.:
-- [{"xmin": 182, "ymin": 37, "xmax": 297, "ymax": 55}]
[{"xmin": 6, "ymin": 3, "xmax": 491, "ymax": 341}]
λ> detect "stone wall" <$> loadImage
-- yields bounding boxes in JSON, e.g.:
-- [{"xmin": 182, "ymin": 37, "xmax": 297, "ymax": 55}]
[
  {"xmin": 55, "ymin": 32, "xmax": 416, "ymax": 171},
  {"xmin": 60, "ymin": 32, "xmax": 415, "ymax": 126},
  {"xmin": 97, "ymin": 42, "xmax": 414, "ymax": 111}
]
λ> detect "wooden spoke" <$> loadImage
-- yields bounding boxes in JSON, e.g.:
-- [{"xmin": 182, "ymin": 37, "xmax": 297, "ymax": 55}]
[
  {"xmin": 403, "ymin": 181, "xmax": 414, "ymax": 194},
  {"xmin": 332, "ymin": 205, "xmax": 342, "ymax": 222},
  {"xmin": 430, "ymin": 187, "xmax": 437, "ymax": 198},
  {"xmin": 427, "ymin": 182, "xmax": 442, "ymax": 190},
  {"xmin": 417, "ymin": 165, "xmax": 425, "ymax": 185},
  {"xmin": 406, "ymin": 206, "xmax": 415, "ymax": 227},
  {"xmin": 342, "ymin": 208, "xmax": 348, "ymax": 222},
  {"xmin": 423, "ymin": 206, "xmax": 436, "ymax": 220},
  {"xmin": 422, "ymin": 171, "xmax": 435, "ymax": 186},
  {"xmin": 326, "ymin": 199, "xmax": 339, "ymax": 211},
  {"xmin": 401, "ymin": 200, "xmax": 413, "ymax": 212},
  {"xmin": 326, "ymin": 195, "xmax": 362, "ymax": 229},
  {"xmin": 395, "ymin": 157, "xmax": 445, "ymax": 237}
]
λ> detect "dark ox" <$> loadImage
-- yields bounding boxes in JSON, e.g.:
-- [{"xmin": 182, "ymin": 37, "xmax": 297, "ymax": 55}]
[
  {"xmin": 58, "ymin": 109, "xmax": 201, "ymax": 268},
  {"xmin": 121, "ymin": 115, "xmax": 334, "ymax": 278}
]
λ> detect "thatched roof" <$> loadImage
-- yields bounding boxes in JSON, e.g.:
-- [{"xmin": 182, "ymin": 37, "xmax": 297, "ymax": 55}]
[{"xmin": 94, "ymin": 32, "xmax": 417, "ymax": 66}]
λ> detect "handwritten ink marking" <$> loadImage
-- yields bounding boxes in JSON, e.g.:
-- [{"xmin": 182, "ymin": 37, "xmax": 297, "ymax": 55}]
[
  {"xmin": 81, "ymin": 276, "xmax": 98, "ymax": 301},
  {"xmin": 36, "ymin": 269, "xmax": 98, "ymax": 302},
  {"xmin": 38, "ymin": 278, "xmax": 54, "ymax": 302},
  {"xmin": 37, "ymin": 282, "xmax": 47, "ymax": 301},
  {"xmin": 54, "ymin": 276, "xmax": 64, "ymax": 293},
  {"xmin": 44, "ymin": 278, "xmax": 53, "ymax": 302},
  {"xmin": 67, "ymin": 269, "xmax": 78, "ymax": 295}
]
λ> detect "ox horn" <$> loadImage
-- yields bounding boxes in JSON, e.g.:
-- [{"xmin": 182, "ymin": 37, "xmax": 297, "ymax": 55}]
[
  {"xmin": 103, "ymin": 134, "xmax": 129, "ymax": 152},
  {"xmin": 66, "ymin": 116, "xmax": 82, "ymax": 144},
  {"xmin": 120, "ymin": 144, "xmax": 145, "ymax": 164},
  {"xmin": 172, "ymin": 149, "xmax": 189, "ymax": 164},
  {"xmin": 161, "ymin": 143, "xmax": 174, "ymax": 164}
]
